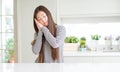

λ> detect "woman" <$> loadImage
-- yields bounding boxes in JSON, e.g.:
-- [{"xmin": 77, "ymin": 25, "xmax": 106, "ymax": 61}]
[{"xmin": 31, "ymin": 5, "xmax": 66, "ymax": 63}]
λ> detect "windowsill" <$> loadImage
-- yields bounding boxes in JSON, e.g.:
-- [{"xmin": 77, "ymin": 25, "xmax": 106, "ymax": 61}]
[{"xmin": 63, "ymin": 51, "xmax": 120, "ymax": 57}]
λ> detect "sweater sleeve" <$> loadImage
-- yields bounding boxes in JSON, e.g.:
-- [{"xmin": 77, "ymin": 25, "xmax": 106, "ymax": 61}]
[
  {"xmin": 32, "ymin": 31, "xmax": 43, "ymax": 55},
  {"xmin": 41, "ymin": 25, "xmax": 66, "ymax": 48}
]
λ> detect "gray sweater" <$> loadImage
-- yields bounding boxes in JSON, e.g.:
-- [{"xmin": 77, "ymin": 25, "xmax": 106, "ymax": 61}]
[{"xmin": 32, "ymin": 25, "xmax": 66, "ymax": 63}]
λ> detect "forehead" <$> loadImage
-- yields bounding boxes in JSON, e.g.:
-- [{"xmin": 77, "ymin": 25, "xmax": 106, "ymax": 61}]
[{"xmin": 37, "ymin": 11, "xmax": 46, "ymax": 15}]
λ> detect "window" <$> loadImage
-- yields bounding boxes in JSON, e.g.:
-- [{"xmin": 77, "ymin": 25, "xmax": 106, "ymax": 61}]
[
  {"xmin": 62, "ymin": 17, "xmax": 120, "ymax": 52},
  {"xmin": 63, "ymin": 23, "xmax": 120, "ymax": 44},
  {"xmin": 0, "ymin": 0, "xmax": 14, "ymax": 63}
]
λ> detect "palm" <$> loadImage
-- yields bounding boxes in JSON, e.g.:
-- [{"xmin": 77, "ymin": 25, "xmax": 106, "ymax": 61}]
[{"xmin": 34, "ymin": 19, "xmax": 43, "ymax": 30}]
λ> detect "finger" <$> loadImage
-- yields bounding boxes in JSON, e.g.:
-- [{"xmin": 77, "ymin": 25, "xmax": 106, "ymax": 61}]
[{"xmin": 34, "ymin": 19, "xmax": 39, "ymax": 24}]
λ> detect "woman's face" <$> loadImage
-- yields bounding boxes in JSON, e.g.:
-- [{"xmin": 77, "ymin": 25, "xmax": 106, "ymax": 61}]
[{"xmin": 36, "ymin": 11, "xmax": 48, "ymax": 26}]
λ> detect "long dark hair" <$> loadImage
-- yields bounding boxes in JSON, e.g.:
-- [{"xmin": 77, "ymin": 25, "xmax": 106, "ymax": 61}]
[{"xmin": 33, "ymin": 5, "xmax": 59, "ymax": 62}]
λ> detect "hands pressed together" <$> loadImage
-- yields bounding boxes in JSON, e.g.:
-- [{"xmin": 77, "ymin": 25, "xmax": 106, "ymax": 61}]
[{"xmin": 34, "ymin": 18, "xmax": 44, "ymax": 31}]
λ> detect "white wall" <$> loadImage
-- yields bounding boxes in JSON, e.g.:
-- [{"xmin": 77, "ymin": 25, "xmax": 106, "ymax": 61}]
[
  {"xmin": 17, "ymin": 0, "xmax": 57, "ymax": 63},
  {"xmin": 60, "ymin": 0, "xmax": 120, "ymax": 17}
]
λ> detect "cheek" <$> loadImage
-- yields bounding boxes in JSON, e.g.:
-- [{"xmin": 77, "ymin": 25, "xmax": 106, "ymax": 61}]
[
  {"xmin": 44, "ymin": 18, "xmax": 48, "ymax": 26},
  {"xmin": 43, "ymin": 17, "xmax": 48, "ymax": 22},
  {"xmin": 43, "ymin": 22, "xmax": 48, "ymax": 26},
  {"xmin": 45, "ymin": 23, "xmax": 48, "ymax": 26}
]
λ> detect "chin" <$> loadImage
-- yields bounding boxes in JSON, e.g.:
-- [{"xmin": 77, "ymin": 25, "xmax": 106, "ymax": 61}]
[{"xmin": 44, "ymin": 24, "xmax": 48, "ymax": 27}]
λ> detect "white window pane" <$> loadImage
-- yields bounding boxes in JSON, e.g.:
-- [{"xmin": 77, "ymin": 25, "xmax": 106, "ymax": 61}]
[
  {"xmin": 0, "ymin": 16, "xmax": 1, "ymax": 32},
  {"xmin": 2, "ymin": 33, "xmax": 5, "ymax": 48},
  {"xmin": 2, "ymin": 47, "xmax": 14, "ymax": 63},
  {"xmin": 1, "ymin": 48, "xmax": 5, "ymax": 63},
  {"xmin": 0, "ymin": 50, "xmax": 2, "ymax": 63},
  {"xmin": 5, "ymin": 49, "xmax": 9, "ymax": 63},
  {"xmin": 2, "ymin": 0, "xmax": 13, "ymax": 15},
  {"xmin": 63, "ymin": 23, "xmax": 120, "ymax": 37},
  {"xmin": 5, "ymin": 33, "xmax": 14, "ymax": 50},
  {"xmin": 2, "ymin": 49, "xmax": 9, "ymax": 63},
  {"xmin": 0, "ymin": 0, "xmax": 1, "ymax": 15},
  {"xmin": 2, "ymin": 16, "xmax": 5, "ymax": 32},
  {"xmin": 0, "ymin": 33, "xmax": 1, "ymax": 49},
  {"xmin": 2, "ymin": 33, "xmax": 14, "ymax": 48},
  {"xmin": 5, "ymin": 16, "xmax": 14, "ymax": 32},
  {"xmin": 2, "ymin": 16, "xmax": 13, "ymax": 32}
]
